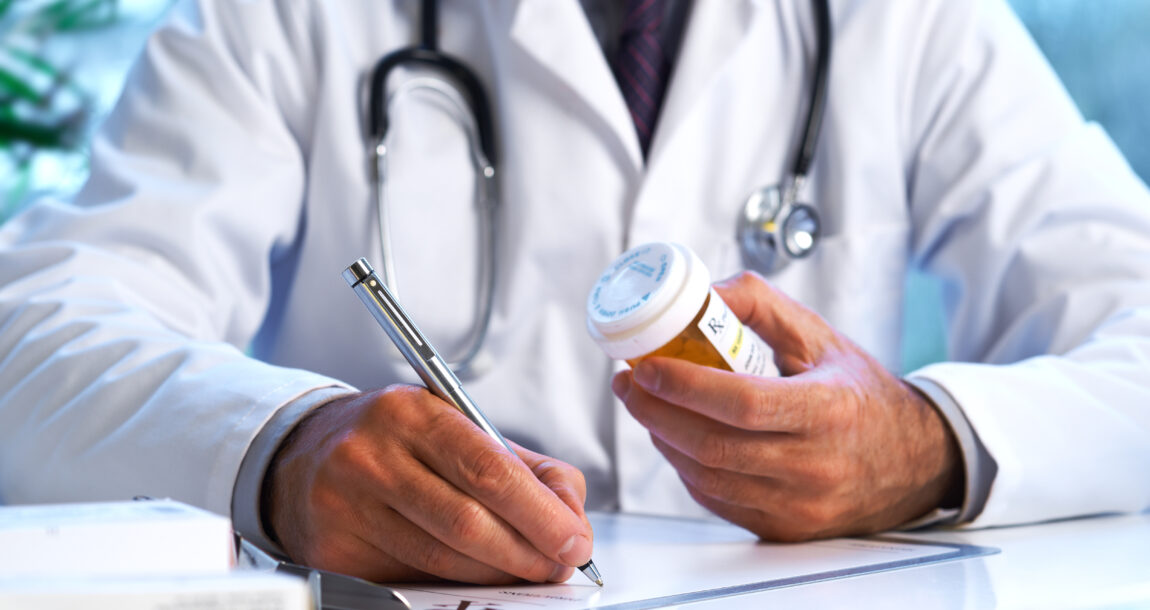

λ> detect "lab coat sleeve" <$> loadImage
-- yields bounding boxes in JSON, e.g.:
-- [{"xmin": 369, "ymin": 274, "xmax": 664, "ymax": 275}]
[
  {"xmin": 902, "ymin": 0, "xmax": 1150, "ymax": 527},
  {"xmin": 0, "ymin": 0, "xmax": 350, "ymax": 516}
]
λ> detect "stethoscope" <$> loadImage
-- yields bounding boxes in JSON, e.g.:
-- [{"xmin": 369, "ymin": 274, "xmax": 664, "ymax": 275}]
[
  {"xmin": 367, "ymin": 0, "xmax": 497, "ymax": 377},
  {"xmin": 367, "ymin": 0, "xmax": 831, "ymax": 375},
  {"xmin": 737, "ymin": 0, "xmax": 832, "ymax": 274}
]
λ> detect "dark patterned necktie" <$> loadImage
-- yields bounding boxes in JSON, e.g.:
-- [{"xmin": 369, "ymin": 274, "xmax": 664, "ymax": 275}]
[{"xmin": 614, "ymin": 0, "xmax": 672, "ymax": 157}]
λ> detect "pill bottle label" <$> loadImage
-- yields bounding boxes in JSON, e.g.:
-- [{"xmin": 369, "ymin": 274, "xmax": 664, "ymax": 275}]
[{"xmin": 696, "ymin": 288, "xmax": 772, "ymax": 376}]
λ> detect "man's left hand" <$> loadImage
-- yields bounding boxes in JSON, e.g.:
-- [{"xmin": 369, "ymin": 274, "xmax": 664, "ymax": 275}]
[{"xmin": 612, "ymin": 271, "xmax": 962, "ymax": 541}]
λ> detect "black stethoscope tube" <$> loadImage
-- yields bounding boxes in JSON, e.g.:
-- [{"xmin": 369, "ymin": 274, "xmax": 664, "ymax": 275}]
[
  {"xmin": 363, "ymin": 0, "xmax": 833, "ymax": 368},
  {"xmin": 794, "ymin": 0, "xmax": 832, "ymax": 180},
  {"xmin": 369, "ymin": 0, "xmax": 829, "ymax": 193},
  {"xmin": 367, "ymin": 0, "xmax": 497, "ymax": 166},
  {"xmin": 367, "ymin": 0, "xmax": 833, "ymax": 292}
]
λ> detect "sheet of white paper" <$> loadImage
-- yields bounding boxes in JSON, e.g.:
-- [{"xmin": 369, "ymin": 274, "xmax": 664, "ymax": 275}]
[{"xmin": 390, "ymin": 512, "xmax": 996, "ymax": 610}]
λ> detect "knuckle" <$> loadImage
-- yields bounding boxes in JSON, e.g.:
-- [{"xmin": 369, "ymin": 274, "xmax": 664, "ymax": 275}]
[
  {"xmin": 326, "ymin": 432, "xmax": 384, "ymax": 483},
  {"xmin": 446, "ymin": 500, "xmax": 490, "ymax": 544},
  {"xmin": 463, "ymin": 446, "xmax": 518, "ymax": 499},
  {"xmin": 731, "ymin": 383, "xmax": 770, "ymax": 429},
  {"xmin": 373, "ymin": 385, "xmax": 424, "ymax": 423},
  {"xmin": 695, "ymin": 432, "xmax": 732, "ymax": 469},
  {"xmin": 387, "ymin": 384, "xmax": 456, "ymax": 429},
  {"xmin": 530, "ymin": 456, "xmax": 562, "ymax": 480},
  {"xmin": 688, "ymin": 464, "xmax": 728, "ymax": 499},
  {"xmin": 412, "ymin": 540, "xmax": 456, "ymax": 575},
  {"xmin": 425, "ymin": 400, "xmax": 461, "ymax": 428},
  {"xmin": 540, "ymin": 458, "xmax": 588, "ymax": 498}
]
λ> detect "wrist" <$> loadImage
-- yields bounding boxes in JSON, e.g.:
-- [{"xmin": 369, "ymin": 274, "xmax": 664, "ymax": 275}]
[
  {"xmin": 904, "ymin": 375, "xmax": 998, "ymax": 526},
  {"xmin": 232, "ymin": 386, "xmax": 355, "ymax": 558},
  {"xmin": 905, "ymin": 381, "xmax": 965, "ymax": 516},
  {"xmin": 261, "ymin": 392, "xmax": 358, "ymax": 551}
]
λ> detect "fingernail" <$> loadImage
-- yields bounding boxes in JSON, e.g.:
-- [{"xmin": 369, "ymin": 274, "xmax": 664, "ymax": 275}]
[
  {"xmin": 633, "ymin": 362, "xmax": 659, "ymax": 391},
  {"xmin": 611, "ymin": 373, "xmax": 631, "ymax": 399},
  {"xmin": 558, "ymin": 534, "xmax": 592, "ymax": 566}
]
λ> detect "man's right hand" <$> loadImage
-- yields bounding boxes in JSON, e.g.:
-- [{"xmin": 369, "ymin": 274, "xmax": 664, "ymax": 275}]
[{"xmin": 264, "ymin": 385, "xmax": 594, "ymax": 584}]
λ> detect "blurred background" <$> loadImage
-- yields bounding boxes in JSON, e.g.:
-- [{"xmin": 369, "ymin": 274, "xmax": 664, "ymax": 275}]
[{"xmin": 0, "ymin": 0, "xmax": 1147, "ymax": 371}]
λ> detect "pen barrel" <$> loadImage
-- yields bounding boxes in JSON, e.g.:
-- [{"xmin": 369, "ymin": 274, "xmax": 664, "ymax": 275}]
[{"xmin": 344, "ymin": 258, "xmax": 514, "ymax": 453}]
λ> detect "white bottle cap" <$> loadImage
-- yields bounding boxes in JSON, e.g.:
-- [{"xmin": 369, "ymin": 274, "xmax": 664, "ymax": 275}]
[{"xmin": 586, "ymin": 242, "xmax": 712, "ymax": 360}]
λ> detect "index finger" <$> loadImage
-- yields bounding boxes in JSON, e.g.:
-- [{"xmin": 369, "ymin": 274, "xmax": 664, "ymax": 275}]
[
  {"xmin": 629, "ymin": 356, "xmax": 835, "ymax": 433},
  {"xmin": 415, "ymin": 406, "xmax": 594, "ymax": 568},
  {"xmin": 713, "ymin": 271, "xmax": 834, "ymax": 372}
]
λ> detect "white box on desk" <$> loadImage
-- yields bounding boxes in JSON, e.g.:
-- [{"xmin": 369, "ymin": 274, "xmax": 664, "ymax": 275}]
[
  {"xmin": 0, "ymin": 572, "xmax": 311, "ymax": 610},
  {"xmin": 0, "ymin": 499, "xmax": 234, "ymax": 578}
]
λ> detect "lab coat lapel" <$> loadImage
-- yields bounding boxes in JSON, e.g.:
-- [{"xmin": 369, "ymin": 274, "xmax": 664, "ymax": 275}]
[
  {"xmin": 647, "ymin": 0, "xmax": 764, "ymax": 166},
  {"xmin": 509, "ymin": 0, "xmax": 642, "ymax": 169},
  {"xmin": 614, "ymin": 0, "xmax": 774, "ymax": 517}
]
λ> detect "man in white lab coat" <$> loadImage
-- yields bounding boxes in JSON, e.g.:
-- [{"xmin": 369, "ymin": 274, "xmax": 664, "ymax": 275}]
[{"xmin": 2, "ymin": 0, "xmax": 1150, "ymax": 585}]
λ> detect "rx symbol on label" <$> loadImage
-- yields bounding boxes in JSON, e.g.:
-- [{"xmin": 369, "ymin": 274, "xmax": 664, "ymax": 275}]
[{"xmin": 707, "ymin": 318, "xmax": 725, "ymax": 334}]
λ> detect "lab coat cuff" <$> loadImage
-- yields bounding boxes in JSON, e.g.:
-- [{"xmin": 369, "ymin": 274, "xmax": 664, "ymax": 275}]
[
  {"xmin": 904, "ymin": 376, "xmax": 998, "ymax": 526},
  {"xmin": 897, "ymin": 507, "xmax": 961, "ymax": 531},
  {"xmin": 231, "ymin": 385, "xmax": 357, "ymax": 559}
]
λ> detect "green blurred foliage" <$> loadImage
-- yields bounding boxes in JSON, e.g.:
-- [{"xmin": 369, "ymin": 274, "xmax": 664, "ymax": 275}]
[{"xmin": 0, "ymin": 0, "xmax": 122, "ymax": 218}]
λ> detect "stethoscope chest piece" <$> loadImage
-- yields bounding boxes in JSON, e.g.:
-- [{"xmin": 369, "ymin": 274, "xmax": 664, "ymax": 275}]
[{"xmin": 738, "ymin": 181, "xmax": 821, "ymax": 275}]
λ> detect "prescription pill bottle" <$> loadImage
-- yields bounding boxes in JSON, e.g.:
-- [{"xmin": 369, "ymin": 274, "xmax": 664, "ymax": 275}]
[{"xmin": 586, "ymin": 242, "xmax": 773, "ymax": 376}]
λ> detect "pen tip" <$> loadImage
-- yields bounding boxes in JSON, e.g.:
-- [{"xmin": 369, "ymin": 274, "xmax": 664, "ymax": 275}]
[{"xmin": 579, "ymin": 559, "xmax": 603, "ymax": 587}]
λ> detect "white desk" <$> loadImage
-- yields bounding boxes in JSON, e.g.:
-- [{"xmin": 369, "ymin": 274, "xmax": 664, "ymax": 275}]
[
  {"xmin": 392, "ymin": 511, "xmax": 1150, "ymax": 609},
  {"xmin": 677, "ymin": 511, "xmax": 1150, "ymax": 609}
]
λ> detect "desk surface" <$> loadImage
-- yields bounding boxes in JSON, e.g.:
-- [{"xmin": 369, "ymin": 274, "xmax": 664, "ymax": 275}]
[
  {"xmin": 676, "ymin": 511, "xmax": 1150, "ymax": 609},
  {"xmin": 390, "ymin": 511, "xmax": 1149, "ymax": 609}
]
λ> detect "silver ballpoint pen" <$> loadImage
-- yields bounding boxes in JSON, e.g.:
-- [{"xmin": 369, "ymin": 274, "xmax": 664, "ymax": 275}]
[{"xmin": 342, "ymin": 258, "xmax": 603, "ymax": 587}]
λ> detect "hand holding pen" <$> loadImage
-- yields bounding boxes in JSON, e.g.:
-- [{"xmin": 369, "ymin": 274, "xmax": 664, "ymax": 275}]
[
  {"xmin": 342, "ymin": 258, "xmax": 602, "ymax": 586},
  {"xmin": 256, "ymin": 260, "xmax": 598, "ymax": 585}
]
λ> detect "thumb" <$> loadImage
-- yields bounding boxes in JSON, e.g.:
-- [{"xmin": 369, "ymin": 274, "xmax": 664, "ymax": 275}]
[{"xmin": 712, "ymin": 271, "xmax": 833, "ymax": 374}]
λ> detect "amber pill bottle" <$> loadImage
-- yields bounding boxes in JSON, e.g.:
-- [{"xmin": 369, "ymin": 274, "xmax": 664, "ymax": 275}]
[{"xmin": 586, "ymin": 242, "xmax": 773, "ymax": 376}]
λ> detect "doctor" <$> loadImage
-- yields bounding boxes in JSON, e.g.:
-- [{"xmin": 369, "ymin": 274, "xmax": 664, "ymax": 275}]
[{"xmin": 2, "ymin": 0, "xmax": 1150, "ymax": 585}]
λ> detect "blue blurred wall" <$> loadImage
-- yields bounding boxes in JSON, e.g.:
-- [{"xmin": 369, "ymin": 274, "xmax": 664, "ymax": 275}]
[{"xmin": 1009, "ymin": 0, "xmax": 1150, "ymax": 184}]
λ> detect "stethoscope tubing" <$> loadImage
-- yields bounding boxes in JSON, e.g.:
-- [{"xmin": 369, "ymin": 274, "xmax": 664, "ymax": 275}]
[
  {"xmin": 792, "ymin": 0, "xmax": 832, "ymax": 181},
  {"xmin": 364, "ymin": 0, "xmax": 832, "ymax": 371},
  {"xmin": 366, "ymin": 0, "xmax": 500, "ymax": 376},
  {"xmin": 368, "ymin": 47, "xmax": 498, "ymax": 168}
]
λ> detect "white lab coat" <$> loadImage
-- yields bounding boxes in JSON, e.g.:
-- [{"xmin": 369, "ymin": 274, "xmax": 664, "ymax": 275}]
[{"xmin": 2, "ymin": 0, "xmax": 1149, "ymax": 530}]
